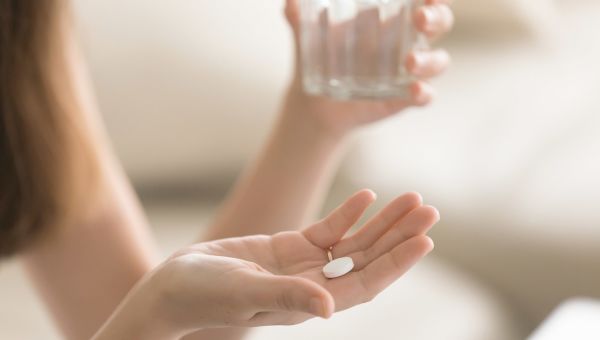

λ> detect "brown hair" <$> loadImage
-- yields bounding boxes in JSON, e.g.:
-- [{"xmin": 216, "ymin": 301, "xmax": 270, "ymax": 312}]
[{"xmin": 0, "ymin": 0, "xmax": 97, "ymax": 257}]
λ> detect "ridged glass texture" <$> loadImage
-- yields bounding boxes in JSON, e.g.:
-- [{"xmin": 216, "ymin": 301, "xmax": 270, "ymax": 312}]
[{"xmin": 300, "ymin": 0, "xmax": 426, "ymax": 100}]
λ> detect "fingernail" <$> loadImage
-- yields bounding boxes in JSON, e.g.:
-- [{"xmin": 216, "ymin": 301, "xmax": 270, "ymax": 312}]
[
  {"xmin": 411, "ymin": 52, "xmax": 428, "ymax": 73},
  {"xmin": 425, "ymin": 236, "xmax": 435, "ymax": 252},
  {"xmin": 309, "ymin": 297, "xmax": 324, "ymax": 317},
  {"xmin": 422, "ymin": 7, "xmax": 438, "ymax": 31},
  {"xmin": 415, "ymin": 83, "xmax": 435, "ymax": 105},
  {"xmin": 366, "ymin": 189, "xmax": 377, "ymax": 200},
  {"xmin": 422, "ymin": 5, "xmax": 453, "ymax": 33}
]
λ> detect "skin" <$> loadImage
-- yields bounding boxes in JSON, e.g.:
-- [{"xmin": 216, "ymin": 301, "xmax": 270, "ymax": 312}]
[
  {"xmin": 20, "ymin": 0, "xmax": 454, "ymax": 339},
  {"xmin": 92, "ymin": 190, "xmax": 439, "ymax": 339}
]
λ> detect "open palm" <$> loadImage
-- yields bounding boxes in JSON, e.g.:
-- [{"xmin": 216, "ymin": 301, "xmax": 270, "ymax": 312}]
[{"xmin": 187, "ymin": 190, "xmax": 439, "ymax": 325}]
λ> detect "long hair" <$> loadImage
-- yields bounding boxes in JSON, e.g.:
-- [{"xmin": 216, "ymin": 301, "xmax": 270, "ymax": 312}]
[{"xmin": 0, "ymin": 0, "xmax": 97, "ymax": 257}]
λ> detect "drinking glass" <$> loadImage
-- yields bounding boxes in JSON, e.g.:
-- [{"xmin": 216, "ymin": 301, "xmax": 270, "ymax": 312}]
[{"xmin": 299, "ymin": 0, "xmax": 426, "ymax": 100}]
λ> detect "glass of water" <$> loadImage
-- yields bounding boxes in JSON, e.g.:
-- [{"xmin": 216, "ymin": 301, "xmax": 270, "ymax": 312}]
[{"xmin": 299, "ymin": 0, "xmax": 426, "ymax": 100}]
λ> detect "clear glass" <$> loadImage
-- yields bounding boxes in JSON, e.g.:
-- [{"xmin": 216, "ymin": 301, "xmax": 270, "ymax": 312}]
[{"xmin": 299, "ymin": 0, "xmax": 426, "ymax": 100}]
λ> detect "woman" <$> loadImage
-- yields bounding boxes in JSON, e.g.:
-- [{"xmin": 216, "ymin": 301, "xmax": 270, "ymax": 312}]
[{"xmin": 0, "ymin": 0, "xmax": 453, "ymax": 339}]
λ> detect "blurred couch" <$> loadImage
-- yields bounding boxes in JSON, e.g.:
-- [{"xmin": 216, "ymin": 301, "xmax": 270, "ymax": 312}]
[
  {"xmin": 63, "ymin": 0, "xmax": 600, "ymax": 339},
  {"xmin": 345, "ymin": 0, "xmax": 600, "ymax": 330}
]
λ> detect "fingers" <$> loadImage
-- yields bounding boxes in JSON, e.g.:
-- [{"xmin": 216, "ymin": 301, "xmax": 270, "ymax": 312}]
[
  {"xmin": 327, "ymin": 235, "xmax": 433, "ymax": 311},
  {"xmin": 333, "ymin": 192, "xmax": 423, "ymax": 256},
  {"xmin": 356, "ymin": 235, "xmax": 433, "ymax": 298},
  {"xmin": 414, "ymin": 3, "xmax": 454, "ymax": 38},
  {"xmin": 303, "ymin": 190, "xmax": 377, "ymax": 248},
  {"xmin": 375, "ymin": 81, "xmax": 434, "ymax": 115},
  {"xmin": 349, "ymin": 81, "xmax": 434, "ymax": 119},
  {"xmin": 355, "ymin": 235, "xmax": 434, "ymax": 301},
  {"xmin": 248, "ymin": 272, "xmax": 334, "ymax": 318},
  {"xmin": 406, "ymin": 49, "xmax": 450, "ymax": 78},
  {"xmin": 352, "ymin": 205, "xmax": 440, "ymax": 270},
  {"xmin": 409, "ymin": 81, "xmax": 435, "ymax": 106},
  {"xmin": 247, "ymin": 310, "xmax": 313, "ymax": 327},
  {"xmin": 284, "ymin": 0, "xmax": 303, "ymax": 76},
  {"xmin": 392, "ymin": 82, "xmax": 436, "ymax": 109},
  {"xmin": 284, "ymin": 0, "xmax": 300, "ymax": 31},
  {"xmin": 288, "ymin": 0, "xmax": 453, "ymax": 39}
]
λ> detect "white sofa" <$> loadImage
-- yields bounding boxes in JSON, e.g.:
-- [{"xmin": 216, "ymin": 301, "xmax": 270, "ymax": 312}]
[{"xmin": 344, "ymin": 0, "xmax": 600, "ymax": 329}]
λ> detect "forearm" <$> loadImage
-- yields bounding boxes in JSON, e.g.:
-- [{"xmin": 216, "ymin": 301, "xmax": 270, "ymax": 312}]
[
  {"xmin": 188, "ymin": 94, "xmax": 347, "ymax": 340},
  {"xmin": 21, "ymin": 25, "xmax": 158, "ymax": 339},
  {"xmin": 21, "ymin": 159, "xmax": 158, "ymax": 340},
  {"xmin": 204, "ymin": 93, "xmax": 347, "ymax": 240}
]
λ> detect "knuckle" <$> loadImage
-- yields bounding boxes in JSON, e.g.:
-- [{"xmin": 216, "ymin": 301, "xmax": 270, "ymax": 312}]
[
  {"xmin": 362, "ymin": 247, "xmax": 376, "ymax": 263},
  {"xmin": 357, "ymin": 272, "xmax": 376, "ymax": 304},
  {"xmin": 275, "ymin": 288, "xmax": 295, "ymax": 311},
  {"xmin": 359, "ymin": 292, "xmax": 376, "ymax": 304},
  {"xmin": 276, "ymin": 294, "xmax": 292, "ymax": 311}
]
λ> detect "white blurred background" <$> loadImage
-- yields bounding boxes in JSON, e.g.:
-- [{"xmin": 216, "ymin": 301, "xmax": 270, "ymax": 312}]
[{"xmin": 1, "ymin": 0, "xmax": 599, "ymax": 339}]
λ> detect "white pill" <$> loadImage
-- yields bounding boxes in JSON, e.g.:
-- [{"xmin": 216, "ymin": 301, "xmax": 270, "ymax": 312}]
[{"xmin": 322, "ymin": 257, "xmax": 354, "ymax": 279}]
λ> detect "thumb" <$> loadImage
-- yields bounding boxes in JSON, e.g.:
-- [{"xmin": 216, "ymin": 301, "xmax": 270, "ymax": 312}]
[
  {"xmin": 284, "ymin": 0, "xmax": 300, "ymax": 34},
  {"xmin": 284, "ymin": 0, "xmax": 303, "ymax": 78},
  {"xmin": 248, "ymin": 272, "xmax": 334, "ymax": 318}
]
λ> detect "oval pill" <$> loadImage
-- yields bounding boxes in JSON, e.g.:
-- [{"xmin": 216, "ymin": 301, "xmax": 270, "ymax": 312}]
[{"xmin": 322, "ymin": 257, "xmax": 354, "ymax": 279}]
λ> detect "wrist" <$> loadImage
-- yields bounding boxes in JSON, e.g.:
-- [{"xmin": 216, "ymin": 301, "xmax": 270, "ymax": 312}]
[
  {"xmin": 133, "ymin": 285, "xmax": 184, "ymax": 340},
  {"xmin": 282, "ymin": 75, "xmax": 414, "ymax": 139},
  {"xmin": 92, "ymin": 275, "xmax": 188, "ymax": 340},
  {"xmin": 280, "ymin": 85, "xmax": 351, "ymax": 145},
  {"xmin": 135, "ymin": 270, "xmax": 205, "ymax": 340}
]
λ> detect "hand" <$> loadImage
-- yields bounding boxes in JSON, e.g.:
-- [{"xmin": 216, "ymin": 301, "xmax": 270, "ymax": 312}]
[
  {"xmin": 283, "ymin": 0, "xmax": 454, "ymax": 137},
  {"xmin": 117, "ymin": 190, "xmax": 439, "ymax": 338}
]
